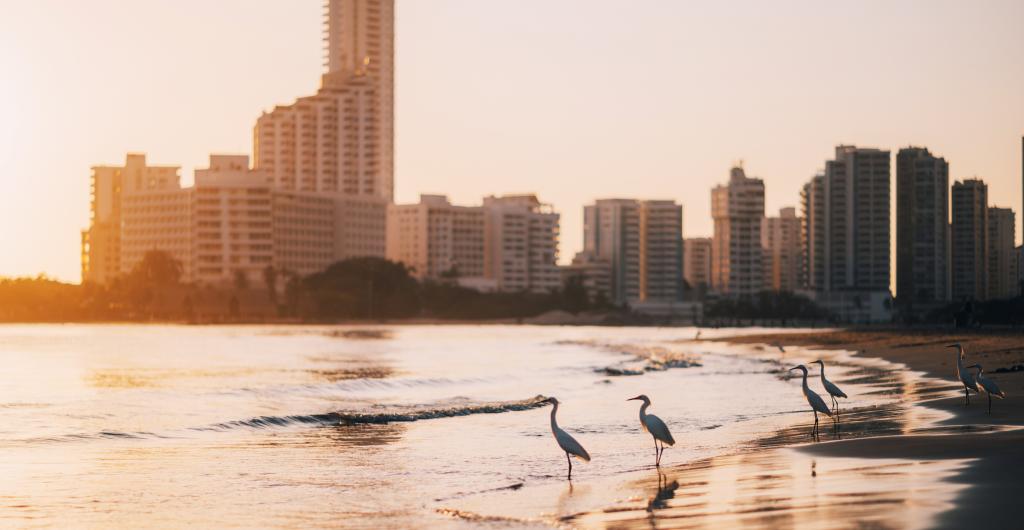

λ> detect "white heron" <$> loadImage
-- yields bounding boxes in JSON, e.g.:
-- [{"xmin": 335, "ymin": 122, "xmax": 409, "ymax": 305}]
[
  {"xmin": 966, "ymin": 364, "xmax": 1005, "ymax": 414},
  {"xmin": 773, "ymin": 342, "xmax": 786, "ymax": 354},
  {"xmin": 627, "ymin": 394, "xmax": 675, "ymax": 467},
  {"xmin": 789, "ymin": 365, "xmax": 832, "ymax": 436},
  {"xmin": 811, "ymin": 360, "xmax": 848, "ymax": 415},
  {"xmin": 545, "ymin": 397, "xmax": 590, "ymax": 479},
  {"xmin": 947, "ymin": 343, "xmax": 979, "ymax": 405}
]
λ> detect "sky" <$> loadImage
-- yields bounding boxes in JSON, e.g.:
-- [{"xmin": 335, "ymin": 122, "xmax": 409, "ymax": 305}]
[{"xmin": 1, "ymin": 0, "xmax": 1022, "ymax": 283}]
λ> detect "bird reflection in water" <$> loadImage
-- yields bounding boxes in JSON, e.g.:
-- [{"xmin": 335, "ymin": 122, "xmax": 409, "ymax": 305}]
[{"xmin": 646, "ymin": 472, "xmax": 679, "ymax": 512}]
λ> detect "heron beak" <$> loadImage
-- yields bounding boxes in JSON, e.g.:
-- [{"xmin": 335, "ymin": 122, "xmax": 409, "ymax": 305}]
[
  {"xmin": 944, "ymin": 344, "xmax": 958, "ymax": 348},
  {"xmin": 966, "ymin": 364, "xmax": 980, "ymax": 369},
  {"xmin": 627, "ymin": 396, "xmax": 642, "ymax": 401}
]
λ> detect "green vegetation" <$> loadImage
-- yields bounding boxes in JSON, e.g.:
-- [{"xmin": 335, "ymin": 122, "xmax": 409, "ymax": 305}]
[{"xmin": 0, "ymin": 251, "xmax": 610, "ymax": 323}]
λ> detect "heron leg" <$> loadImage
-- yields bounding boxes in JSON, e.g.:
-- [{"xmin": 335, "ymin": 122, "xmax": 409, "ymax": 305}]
[
  {"xmin": 988, "ymin": 394, "xmax": 992, "ymax": 414},
  {"xmin": 653, "ymin": 437, "xmax": 660, "ymax": 467},
  {"xmin": 566, "ymin": 452, "xmax": 572, "ymax": 480},
  {"xmin": 813, "ymin": 411, "xmax": 819, "ymax": 438},
  {"xmin": 965, "ymin": 387, "xmax": 969, "ymax": 406}
]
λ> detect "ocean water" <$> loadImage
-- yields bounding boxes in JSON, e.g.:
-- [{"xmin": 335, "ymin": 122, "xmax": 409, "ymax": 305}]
[{"xmin": 0, "ymin": 325, "xmax": 935, "ymax": 528}]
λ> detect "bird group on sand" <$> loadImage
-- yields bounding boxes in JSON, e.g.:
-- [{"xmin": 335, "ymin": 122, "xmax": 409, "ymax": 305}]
[
  {"xmin": 788, "ymin": 360, "xmax": 846, "ymax": 437},
  {"xmin": 544, "ymin": 342, "xmax": 1007, "ymax": 480},
  {"xmin": 949, "ymin": 343, "xmax": 1005, "ymax": 414},
  {"xmin": 545, "ymin": 394, "xmax": 675, "ymax": 479}
]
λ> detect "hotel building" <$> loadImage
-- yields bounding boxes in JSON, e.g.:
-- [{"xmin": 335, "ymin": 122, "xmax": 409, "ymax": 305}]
[
  {"xmin": 386, "ymin": 195, "xmax": 485, "ymax": 281},
  {"xmin": 895, "ymin": 147, "xmax": 949, "ymax": 312},
  {"xmin": 762, "ymin": 207, "xmax": 801, "ymax": 293},
  {"xmin": 951, "ymin": 179, "xmax": 988, "ymax": 301},
  {"xmin": 253, "ymin": 0, "xmax": 394, "ymax": 200},
  {"xmin": 683, "ymin": 237, "xmax": 712, "ymax": 295},
  {"xmin": 987, "ymin": 206, "xmax": 1018, "ymax": 300},
  {"xmin": 711, "ymin": 166, "xmax": 765, "ymax": 296},
  {"xmin": 582, "ymin": 198, "xmax": 684, "ymax": 304}
]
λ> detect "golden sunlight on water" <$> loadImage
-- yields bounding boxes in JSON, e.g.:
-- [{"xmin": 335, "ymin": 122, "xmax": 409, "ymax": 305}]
[{"xmin": 0, "ymin": 324, "xmax": 972, "ymax": 528}]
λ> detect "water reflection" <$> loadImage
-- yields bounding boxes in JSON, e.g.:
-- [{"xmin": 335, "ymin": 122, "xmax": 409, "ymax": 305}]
[
  {"xmin": 646, "ymin": 472, "xmax": 679, "ymax": 512},
  {"xmin": 585, "ymin": 450, "xmax": 968, "ymax": 529}
]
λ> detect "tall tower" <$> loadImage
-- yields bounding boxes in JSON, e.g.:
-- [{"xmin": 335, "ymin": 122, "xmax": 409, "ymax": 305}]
[
  {"xmin": 951, "ymin": 179, "xmax": 988, "ymax": 301},
  {"xmin": 895, "ymin": 147, "xmax": 949, "ymax": 312},
  {"xmin": 710, "ymin": 166, "xmax": 765, "ymax": 296},
  {"xmin": 254, "ymin": 0, "xmax": 394, "ymax": 200},
  {"xmin": 322, "ymin": 0, "xmax": 394, "ymax": 200}
]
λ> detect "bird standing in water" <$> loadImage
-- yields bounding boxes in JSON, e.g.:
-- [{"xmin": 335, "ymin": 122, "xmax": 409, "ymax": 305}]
[
  {"xmin": 811, "ymin": 360, "xmax": 847, "ymax": 416},
  {"xmin": 789, "ymin": 365, "xmax": 832, "ymax": 437},
  {"xmin": 628, "ymin": 395, "xmax": 675, "ymax": 466},
  {"xmin": 544, "ymin": 397, "xmax": 590, "ymax": 479},
  {"xmin": 947, "ymin": 343, "xmax": 979, "ymax": 405},
  {"xmin": 966, "ymin": 364, "xmax": 1005, "ymax": 414}
]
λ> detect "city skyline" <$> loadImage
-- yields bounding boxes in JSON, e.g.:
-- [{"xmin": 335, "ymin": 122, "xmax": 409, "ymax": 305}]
[{"xmin": 2, "ymin": 0, "xmax": 1023, "ymax": 282}]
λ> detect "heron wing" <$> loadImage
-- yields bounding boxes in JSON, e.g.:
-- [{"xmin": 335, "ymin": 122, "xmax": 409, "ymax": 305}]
[
  {"xmin": 555, "ymin": 428, "xmax": 591, "ymax": 462},
  {"xmin": 978, "ymin": 376, "xmax": 1005, "ymax": 398},
  {"xmin": 645, "ymin": 414, "xmax": 675, "ymax": 446},
  {"xmin": 824, "ymin": 379, "xmax": 847, "ymax": 399},
  {"xmin": 961, "ymin": 372, "xmax": 979, "ymax": 392},
  {"xmin": 805, "ymin": 387, "xmax": 832, "ymax": 416}
]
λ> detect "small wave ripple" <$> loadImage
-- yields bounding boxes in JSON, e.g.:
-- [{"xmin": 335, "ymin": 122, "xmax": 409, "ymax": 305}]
[{"xmin": 197, "ymin": 395, "xmax": 550, "ymax": 432}]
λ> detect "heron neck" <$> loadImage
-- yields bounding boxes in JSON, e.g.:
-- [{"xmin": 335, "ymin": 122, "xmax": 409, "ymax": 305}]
[
  {"xmin": 818, "ymin": 364, "xmax": 826, "ymax": 383},
  {"xmin": 955, "ymin": 351, "xmax": 964, "ymax": 375},
  {"xmin": 801, "ymin": 370, "xmax": 809, "ymax": 390},
  {"xmin": 638, "ymin": 401, "xmax": 649, "ymax": 422},
  {"xmin": 550, "ymin": 403, "xmax": 559, "ymax": 432}
]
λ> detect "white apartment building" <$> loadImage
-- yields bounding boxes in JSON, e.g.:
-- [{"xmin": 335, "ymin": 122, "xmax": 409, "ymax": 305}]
[
  {"xmin": 253, "ymin": 0, "xmax": 393, "ymax": 201},
  {"xmin": 192, "ymin": 155, "xmax": 276, "ymax": 284},
  {"xmin": 583, "ymin": 198, "xmax": 684, "ymax": 304},
  {"xmin": 83, "ymin": 154, "xmax": 386, "ymax": 286},
  {"xmin": 82, "ymin": 154, "xmax": 185, "ymax": 284},
  {"xmin": 762, "ymin": 207, "xmax": 802, "ymax": 292},
  {"xmin": 711, "ymin": 166, "xmax": 765, "ymax": 296},
  {"xmin": 386, "ymin": 195, "xmax": 485, "ymax": 280},
  {"xmin": 562, "ymin": 251, "xmax": 612, "ymax": 303},
  {"xmin": 483, "ymin": 195, "xmax": 561, "ymax": 293}
]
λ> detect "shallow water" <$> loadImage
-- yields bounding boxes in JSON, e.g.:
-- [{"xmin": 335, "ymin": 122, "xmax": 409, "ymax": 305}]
[{"xmin": 0, "ymin": 325, "xmax": 959, "ymax": 528}]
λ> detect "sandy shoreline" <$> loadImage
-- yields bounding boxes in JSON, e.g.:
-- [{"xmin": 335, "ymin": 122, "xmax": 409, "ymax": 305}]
[
  {"xmin": 720, "ymin": 330, "xmax": 1023, "ymax": 529},
  {"xmin": 441, "ymin": 329, "xmax": 1023, "ymax": 529}
]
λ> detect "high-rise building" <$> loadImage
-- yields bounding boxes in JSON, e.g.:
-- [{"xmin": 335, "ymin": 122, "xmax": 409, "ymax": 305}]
[
  {"xmin": 798, "ymin": 147, "xmax": 892, "ymax": 322},
  {"xmin": 81, "ymin": 154, "xmax": 183, "ymax": 284},
  {"xmin": 483, "ymin": 195, "xmax": 561, "ymax": 293},
  {"xmin": 683, "ymin": 237, "xmax": 712, "ymax": 295},
  {"xmin": 583, "ymin": 199, "xmax": 684, "ymax": 304},
  {"xmin": 951, "ymin": 179, "xmax": 988, "ymax": 301},
  {"xmin": 585, "ymin": 199, "xmax": 640, "ymax": 303},
  {"xmin": 987, "ymin": 207, "xmax": 1018, "ymax": 300},
  {"xmin": 895, "ymin": 147, "xmax": 949, "ymax": 312},
  {"xmin": 762, "ymin": 207, "xmax": 801, "ymax": 292},
  {"xmin": 711, "ymin": 166, "xmax": 764, "ymax": 296},
  {"xmin": 253, "ymin": 0, "xmax": 394, "ymax": 200},
  {"xmin": 823, "ymin": 146, "xmax": 891, "ymax": 292},
  {"xmin": 800, "ymin": 174, "xmax": 826, "ymax": 291},
  {"xmin": 386, "ymin": 195, "xmax": 485, "ymax": 281}
]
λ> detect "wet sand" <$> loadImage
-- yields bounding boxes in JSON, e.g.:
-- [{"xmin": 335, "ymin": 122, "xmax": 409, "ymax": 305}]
[
  {"xmin": 719, "ymin": 330, "xmax": 1024, "ymax": 529},
  {"xmin": 443, "ymin": 330, "xmax": 1023, "ymax": 529}
]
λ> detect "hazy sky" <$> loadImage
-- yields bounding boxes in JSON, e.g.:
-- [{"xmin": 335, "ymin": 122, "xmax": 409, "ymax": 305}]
[{"xmin": 1, "ymin": 0, "xmax": 1022, "ymax": 282}]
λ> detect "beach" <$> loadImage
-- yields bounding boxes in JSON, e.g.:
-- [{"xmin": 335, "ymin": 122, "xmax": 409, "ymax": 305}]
[
  {"xmin": 0, "ymin": 324, "xmax": 1019, "ymax": 528},
  {"xmin": 714, "ymin": 330, "xmax": 1024, "ymax": 529}
]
